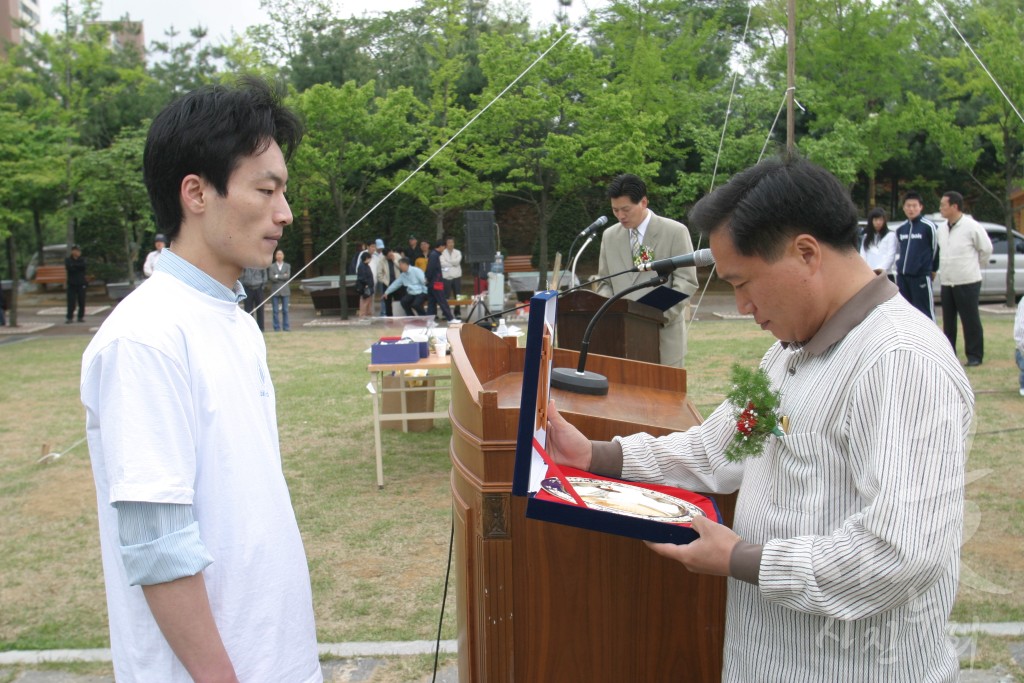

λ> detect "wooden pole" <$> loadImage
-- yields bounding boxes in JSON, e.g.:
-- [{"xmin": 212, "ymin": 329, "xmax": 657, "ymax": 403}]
[{"xmin": 786, "ymin": 0, "xmax": 796, "ymax": 155}]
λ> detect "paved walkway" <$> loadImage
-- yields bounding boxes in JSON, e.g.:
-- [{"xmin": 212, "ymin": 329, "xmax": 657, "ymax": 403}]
[
  {"xmin": 0, "ymin": 641, "xmax": 458, "ymax": 683},
  {"xmin": 0, "ymin": 280, "xmax": 752, "ymax": 340},
  {"xmin": 1, "ymin": 626, "xmax": 1022, "ymax": 682}
]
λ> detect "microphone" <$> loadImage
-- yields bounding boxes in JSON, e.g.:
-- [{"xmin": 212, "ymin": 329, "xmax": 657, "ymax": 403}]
[
  {"xmin": 576, "ymin": 215, "xmax": 608, "ymax": 238},
  {"xmin": 633, "ymin": 248, "xmax": 715, "ymax": 273}
]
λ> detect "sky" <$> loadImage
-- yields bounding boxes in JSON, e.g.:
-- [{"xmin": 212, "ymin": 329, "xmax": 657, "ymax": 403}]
[{"xmin": 38, "ymin": 0, "xmax": 593, "ymax": 46}]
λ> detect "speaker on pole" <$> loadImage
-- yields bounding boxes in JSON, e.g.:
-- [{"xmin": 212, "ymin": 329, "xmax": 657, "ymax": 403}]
[{"xmin": 464, "ymin": 211, "xmax": 496, "ymax": 264}]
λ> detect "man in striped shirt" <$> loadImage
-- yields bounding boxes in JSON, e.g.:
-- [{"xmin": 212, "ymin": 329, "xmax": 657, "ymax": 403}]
[{"xmin": 547, "ymin": 157, "xmax": 974, "ymax": 682}]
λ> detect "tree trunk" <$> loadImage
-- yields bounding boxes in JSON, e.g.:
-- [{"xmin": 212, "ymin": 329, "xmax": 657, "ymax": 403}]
[
  {"xmin": 301, "ymin": 207, "xmax": 313, "ymax": 270},
  {"xmin": 1003, "ymin": 130, "xmax": 1017, "ymax": 307},
  {"xmin": 33, "ymin": 207, "xmax": 45, "ymax": 271},
  {"xmin": 124, "ymin": 221, "xmax": 135, "ymax": 288},
  {"xmin": 5, "ymin": 234, "xmax": 19, "ymax": 327},
  {"xmin": 332, "ymin": 182, "xmax": 350, "ymax": 320}
]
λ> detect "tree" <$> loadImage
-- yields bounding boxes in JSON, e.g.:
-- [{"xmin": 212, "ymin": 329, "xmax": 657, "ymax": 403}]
[
  {"xmin": 466, "ymin": 30, "xmax": 662, "ymax": 289},
  {"xmin": 0, "ymin": 55, "xmax": 70, "ymax": 325},
  {"xmin": 74, "ymin": 126, "xmax": 153, "ymax": 286},
  {"xmin": 13, "ymin": 1, "xmax": 155, "ymax": 249},
  {"xmin": 749, "ymin": 0, "xmax": 930, "ymax": 204},
  {"xmin": 248, "ymin": 0, "xmax": 339, "ymax": 69},
  {"xmin": 937, "ymin": 0, "xmax": 1024, "ymax": 305},
  {"xmin": 394, "ymin": 0, "xmax": 492, "ymax": 241},
  {"xmin": 289, "ymin": 81, "xmax": 422, "ymax": 318},
  {"xmin": 147, "ymin": 26, "xmax": 220, "ymax": 97}
]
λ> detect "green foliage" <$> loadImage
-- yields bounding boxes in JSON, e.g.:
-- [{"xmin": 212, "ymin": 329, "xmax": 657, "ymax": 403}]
[
  {"xmin": 393, "ymin": 0, "xmax": 492, "ymax": 241},
  {"xmin": 73, "ymin": 126, "xmax": 153, "ymax": 283},
  {"xmin": 1, "ymin": 0, "xmax": 1021, "ymax": 290},
  {"xmin": 467, "ymin": 29, "xmax": 661, "ymax": 286},
  {"xmin": 289, "ymin": 81, "xmax": 423, "ymax": 310}
]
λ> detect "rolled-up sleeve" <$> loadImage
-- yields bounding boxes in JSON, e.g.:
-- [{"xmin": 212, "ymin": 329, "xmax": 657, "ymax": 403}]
[{"xmin": 115, "ymin": 501, "xmax": 213, "ymax": 586}]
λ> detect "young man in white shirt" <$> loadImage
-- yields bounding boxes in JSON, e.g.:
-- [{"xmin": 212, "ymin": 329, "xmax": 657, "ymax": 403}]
[{"xmin": 81, "ymin": 78, "xmax": 321, "ymax": 683}]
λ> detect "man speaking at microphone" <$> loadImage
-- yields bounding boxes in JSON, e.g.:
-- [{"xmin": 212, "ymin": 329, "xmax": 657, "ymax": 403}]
[{"xmin": 597, "ymin": 173, "xmax": 698, "ymax": 367}]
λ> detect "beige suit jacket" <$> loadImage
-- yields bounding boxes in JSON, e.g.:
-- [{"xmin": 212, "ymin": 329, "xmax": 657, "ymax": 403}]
[{"xmin": 596, "ymin": 211, "xmax": 698, "ymax": 367}]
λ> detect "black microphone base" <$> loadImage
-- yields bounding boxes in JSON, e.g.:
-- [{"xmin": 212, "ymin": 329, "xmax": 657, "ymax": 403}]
[{"xmin": 550, "ymin": 367, "xmax": 609, "ymax": 396}]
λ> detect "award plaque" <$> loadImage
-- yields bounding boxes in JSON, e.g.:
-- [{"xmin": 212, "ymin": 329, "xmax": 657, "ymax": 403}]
[{"xmin": 513, "ymin": 291, "xmax": 721, "ymax": 544}]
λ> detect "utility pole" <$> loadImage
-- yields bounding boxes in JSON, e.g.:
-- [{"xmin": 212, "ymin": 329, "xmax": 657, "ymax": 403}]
[
  {"xmin": 64, "ymin": 1, "xmax": 76, "ymax": 248},
  {"xmin": 786, "ymin": 0, "xmax": 796, "ymax": 155}
]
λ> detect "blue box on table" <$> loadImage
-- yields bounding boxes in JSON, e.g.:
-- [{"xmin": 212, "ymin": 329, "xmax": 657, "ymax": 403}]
[
  {"xmin": 371, "ymin": 339, "xmax": 422, "ymax": 364},
  {"xmin": 512, "ymin": 290, "xmax": 721, "ymax": 544}
]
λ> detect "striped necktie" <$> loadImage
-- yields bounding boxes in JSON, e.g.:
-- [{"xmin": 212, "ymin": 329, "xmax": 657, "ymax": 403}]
[{"xmin": 630, "ymin": 230, "xmax": 641, "ymax": 260}]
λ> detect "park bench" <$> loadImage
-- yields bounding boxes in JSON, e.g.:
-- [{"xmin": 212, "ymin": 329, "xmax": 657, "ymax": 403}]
[
  {"xmin": 503, "ymin": 255, "xmax": 533, "ymax": 273},
  {"xmin": 33, "ymin": 265, "xmax": 66, "ymax": 289}
]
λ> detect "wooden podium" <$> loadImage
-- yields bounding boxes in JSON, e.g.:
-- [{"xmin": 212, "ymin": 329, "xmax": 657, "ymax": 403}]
[
  {"xmin": 448, "ymin": 324, "xmax": 735, "ymax": 682},
  {"xmin": 555, "ymin": 289, "xmax": 664, "ymax": 364}
]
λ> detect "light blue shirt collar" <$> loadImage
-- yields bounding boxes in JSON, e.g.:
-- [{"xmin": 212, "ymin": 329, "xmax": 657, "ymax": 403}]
[{"xmin": 154, "ymin": 249, "xmax": 246, "ymax": 303}]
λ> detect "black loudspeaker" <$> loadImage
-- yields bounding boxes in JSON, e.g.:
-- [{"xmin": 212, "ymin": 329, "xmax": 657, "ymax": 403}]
[{"xmin": 464, "ymin": 210, "xmax": 496, "ymax": 263}]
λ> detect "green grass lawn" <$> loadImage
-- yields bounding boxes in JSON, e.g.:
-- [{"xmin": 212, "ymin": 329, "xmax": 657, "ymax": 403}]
[{"xmin": 1, "ymin": 313, "xmax": 1021, "ymax": 667}]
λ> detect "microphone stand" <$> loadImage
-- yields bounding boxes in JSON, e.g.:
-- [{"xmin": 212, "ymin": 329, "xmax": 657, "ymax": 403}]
[
  {"xmin": 569, "ymin": 234, "xmax": 594, "ymax": 290},
  {"xmin": 473, "ymin": 265, "xmax": 636, "ymax": 327},
  {"xmin": 549, "ymin": 273, "xmax": 668, "ymax": 396}
]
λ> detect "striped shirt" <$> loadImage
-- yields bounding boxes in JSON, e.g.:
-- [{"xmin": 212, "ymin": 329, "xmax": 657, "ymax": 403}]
[{"xmin": 616, "ymin": 275, "xmax": 973, "ymax": 681}]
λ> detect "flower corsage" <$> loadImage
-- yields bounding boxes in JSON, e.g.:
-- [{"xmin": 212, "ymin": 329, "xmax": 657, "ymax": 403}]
[
  {"xmin": 633, "ymin": 244, "xmax": 655, "ymax": 269},
  {"xmin": 723, "ymin": 364, "xmax": 786, "ymax": 462}
]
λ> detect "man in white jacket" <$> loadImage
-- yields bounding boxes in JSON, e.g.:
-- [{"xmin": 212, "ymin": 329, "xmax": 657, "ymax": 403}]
[
  {"xmin": 441, "ymin": 236, "xmax": 463, "ymax": 317},
  {"xmin": 938, "ymin": 190, "xmax": 993, "ymax": 366},
  {"xmin": 142, "ymin": 234, "xmax": 167, "ymax": 277}
]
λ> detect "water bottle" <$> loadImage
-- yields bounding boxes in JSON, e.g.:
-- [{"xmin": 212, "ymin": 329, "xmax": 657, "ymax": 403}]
[
  {"xmin": 496, "ymin": 318, "xmax": 508, "ymax": 337},
  {"xmin": 491, "ymin": 251, "xmax": 504, "ymax": 274}
]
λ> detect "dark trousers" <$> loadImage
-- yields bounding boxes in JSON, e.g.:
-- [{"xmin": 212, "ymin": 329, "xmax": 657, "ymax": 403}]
[
  {"xmin": 243, "ymin": 285, "xmax": 265, "ymax": 331},
  {"xmin": 941, "ymin": 281, "xmax": 984, "ymax": 363},
  {"xmin": 896, "ymin": 274, "xmax": 934, "ymax": 320},
  {"xmin": 444, "ymin": 277, "xmax": 462, "ymax": 316},
  {"xmin": 386, "ymin": 285, "xmax": 406, "ymax": 316},
  {"xmin": 400, "ymin": 292, "xmax": 427, "ymax": 316},
  {"xmin": 66, "ymin": 284, "xmax": 86, "ymax": 321},
  {"xmin": 427, "ymin": 287, "xmax": 453, "ymax": 321}
]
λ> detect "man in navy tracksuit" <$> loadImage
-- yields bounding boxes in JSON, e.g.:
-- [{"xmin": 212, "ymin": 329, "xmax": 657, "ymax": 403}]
[{"xmin": 895, "ymin": 191, "xmax": 939, "ymax": 320}]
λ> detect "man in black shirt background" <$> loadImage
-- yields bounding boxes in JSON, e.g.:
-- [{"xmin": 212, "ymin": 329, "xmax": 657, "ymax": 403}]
[{"xmin": 65, "ymin": 244, "xmax": 88, "ymax": 323}]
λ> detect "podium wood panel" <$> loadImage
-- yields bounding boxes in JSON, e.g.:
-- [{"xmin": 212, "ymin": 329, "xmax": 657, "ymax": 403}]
[
  {"xmin": 556, "ymin": 289, "xmax": 664, "ymax": 364},
  {"xmin": 449, "ymin": 324, "xmax": 735, "ymax": 682}
]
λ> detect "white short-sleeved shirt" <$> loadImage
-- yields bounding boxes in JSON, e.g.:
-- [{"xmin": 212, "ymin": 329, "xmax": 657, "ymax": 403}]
[{"xmin": 81, "ymin": 272, "xmax": 321, "ymax": 683}]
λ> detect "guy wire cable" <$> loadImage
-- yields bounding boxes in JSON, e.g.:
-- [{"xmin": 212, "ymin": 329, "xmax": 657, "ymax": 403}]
[
  {"xmin": 709, "ymin": 2, "xmax": 753, "ymax": 194},
  {"xmin": 934, "ymin": 2, "xmax": 1024, "ymax": 128}
]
